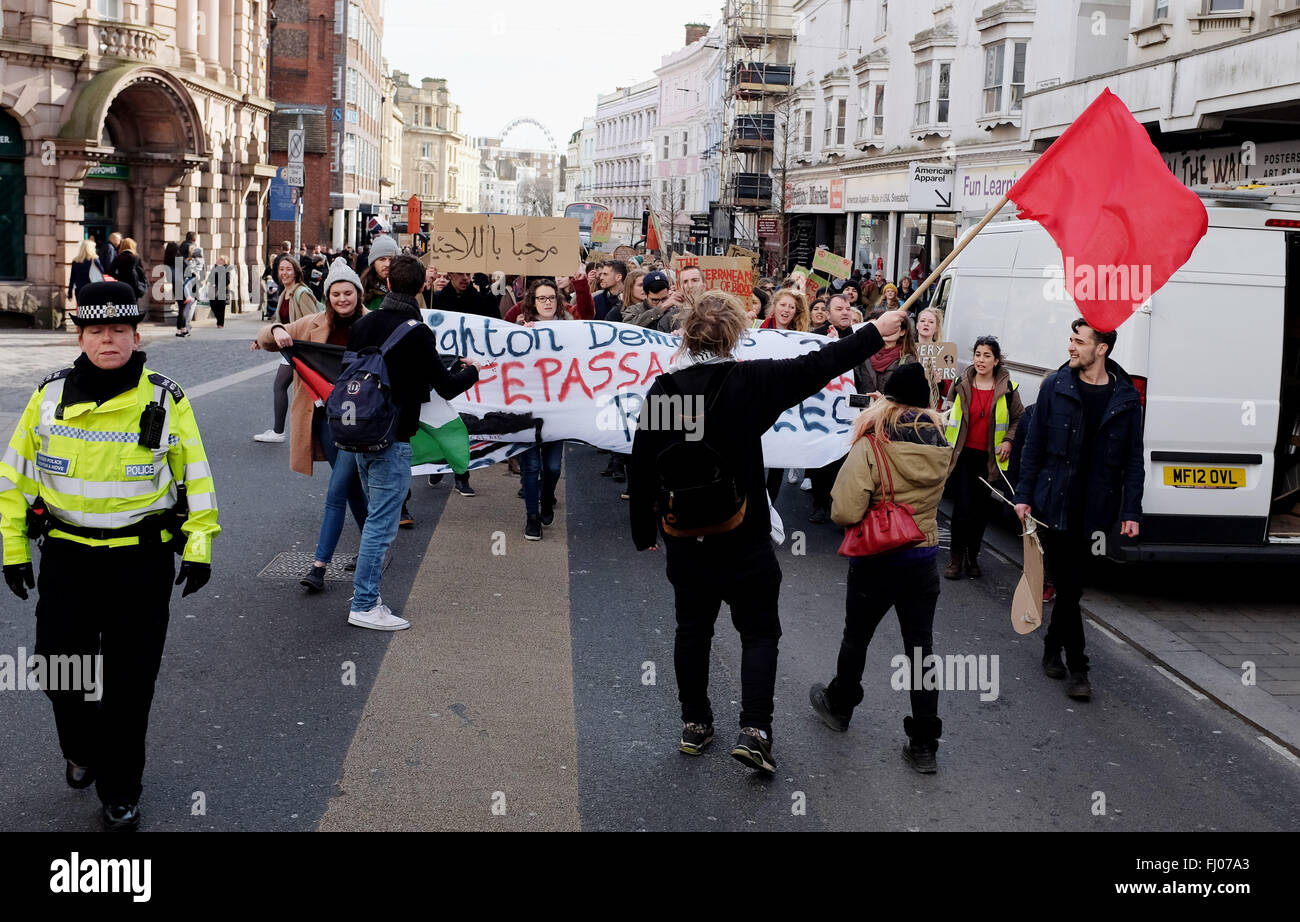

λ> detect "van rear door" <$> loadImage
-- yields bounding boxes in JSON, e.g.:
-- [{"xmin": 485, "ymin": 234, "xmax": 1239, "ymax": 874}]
[{"xmin": 1140, "ymin": 222, "xmax": 1286, "ymax": 551}]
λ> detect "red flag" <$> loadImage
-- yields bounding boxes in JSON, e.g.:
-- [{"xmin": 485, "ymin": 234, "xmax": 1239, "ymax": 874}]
[
  {"xmin": 1007, "ymin": 88, "xmax": 1208, "ymax": 332},
  {"xmin": 646, "ymin": 210, "xmax": 663, "ymax": 257}
]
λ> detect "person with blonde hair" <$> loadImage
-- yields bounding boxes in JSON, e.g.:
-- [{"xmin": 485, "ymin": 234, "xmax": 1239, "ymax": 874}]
[
  {"xmin": 630, "ymin": 289, "xmax": 908, "ymax": 776},
  {"xmin": 809, "ymin": 361, "xmax": 953, "ymax": 773},
  {"xmin": 67, "ymin": 239, "xmax": 106, "ymax": 301},
  {"xmin": 758, "ymin": 288, "xmax": 809, "ymax": 332}
]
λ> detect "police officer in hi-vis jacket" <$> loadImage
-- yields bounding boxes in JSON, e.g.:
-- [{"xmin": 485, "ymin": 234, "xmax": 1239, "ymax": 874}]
[{"xmin": 0, "ymin": 281, "xmax": 220, "ymax": 831}]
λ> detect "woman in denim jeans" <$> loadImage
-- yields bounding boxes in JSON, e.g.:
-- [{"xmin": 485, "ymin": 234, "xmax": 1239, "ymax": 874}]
[
  {"xmin": 516, "ymin": 279, "xmax": 571, "ymax": 541},
  {"xmin": 254, "ymin": 257, "xmax": 369, "ymax": 592},
  {"xmin": 808, "ymin": 361, "xmax": 954, "ymax": 774}
]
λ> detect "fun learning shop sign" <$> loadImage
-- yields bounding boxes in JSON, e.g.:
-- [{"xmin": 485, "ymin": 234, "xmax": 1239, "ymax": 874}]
[{"xmin": 418, "ymin": 310, "xmax": 862, "ymax": 470}]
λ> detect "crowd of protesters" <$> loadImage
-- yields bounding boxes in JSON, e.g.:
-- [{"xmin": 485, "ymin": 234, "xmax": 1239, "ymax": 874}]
[{"xmin": 239, "ymin": 231, "xmax": 1139, "ymax": 782}]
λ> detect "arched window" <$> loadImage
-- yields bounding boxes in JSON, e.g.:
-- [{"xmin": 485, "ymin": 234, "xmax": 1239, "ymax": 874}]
[{"xmin": 0, "ymin": 110, "xmax": 25, "ymax": 280}]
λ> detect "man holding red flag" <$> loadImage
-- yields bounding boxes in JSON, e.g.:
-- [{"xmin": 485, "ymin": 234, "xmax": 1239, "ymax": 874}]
[{"xmin": 998, "ymin": 87, "xmax": 1204, "ymax": 702}]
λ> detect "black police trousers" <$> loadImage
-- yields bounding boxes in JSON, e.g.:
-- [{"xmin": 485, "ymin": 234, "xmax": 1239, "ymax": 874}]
[{"xmin": 34, "ymin": 537, "xmax": 174, "ymax": 806}]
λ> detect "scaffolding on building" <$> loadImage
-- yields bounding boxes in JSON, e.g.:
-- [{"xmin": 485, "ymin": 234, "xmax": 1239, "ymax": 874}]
[{"xmin": 719, "ymin": 0, "xmax": 794, "ymax": 259}]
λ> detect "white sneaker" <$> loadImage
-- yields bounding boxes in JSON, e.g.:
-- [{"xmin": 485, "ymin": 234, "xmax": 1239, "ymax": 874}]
[
  {"xmin": 786, "ymin": 468, "xmax": 802, "ymax": 484},
  {"xmin": 254, "ymin": 429, "xmax": 286, "ymax": 443},
  {"xmin": 348, "ymin": 603, "xmax": 409, "ymax": 631},
  {"xmin": 800, "ymin": 477, "xmax": 812, "ymax": 491}
]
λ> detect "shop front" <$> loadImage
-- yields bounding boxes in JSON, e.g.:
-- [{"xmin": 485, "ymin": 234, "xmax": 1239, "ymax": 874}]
[
  {"xmin": 845, "ymin": 166, "xmax": 961, "ymax": 290},
  {"xmin": 784, "ymin": 176, "xmax": 846, "ymax": 273}
]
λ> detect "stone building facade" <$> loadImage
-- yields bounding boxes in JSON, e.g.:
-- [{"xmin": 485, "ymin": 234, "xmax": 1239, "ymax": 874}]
[
  {"xmin": 392, "ymin": 72, "xmax": 478, "ymax": 221},
  {"xmin": 0, "ymin": 0, "xmax": 276, "ymax": 327}
]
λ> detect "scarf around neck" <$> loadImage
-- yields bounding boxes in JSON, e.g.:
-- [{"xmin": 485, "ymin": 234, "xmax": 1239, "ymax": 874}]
[
  {"xmin": 65, "ymin": 350, "xmax": 146, "ymax": 406},
  {"xmin": 870, "ymin": 346, "xmax": 901, "ymax": 372}
]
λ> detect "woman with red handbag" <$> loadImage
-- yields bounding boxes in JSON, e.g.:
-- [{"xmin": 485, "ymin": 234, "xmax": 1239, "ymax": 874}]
[{"xmin": 808, "ymin": 361, "xmax": 953, "ymax": 773}]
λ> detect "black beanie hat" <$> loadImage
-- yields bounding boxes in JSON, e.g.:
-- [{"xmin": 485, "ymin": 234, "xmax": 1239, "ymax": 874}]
[{"xmin": 881, "ymin": 360, "xmax": 931, "ymax": 409}]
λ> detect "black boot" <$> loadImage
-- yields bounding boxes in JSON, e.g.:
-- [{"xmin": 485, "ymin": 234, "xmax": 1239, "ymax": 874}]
[
  {"xmin": 903, "ymin": 716, "xmax": 942, "ymax": 774},
  {"xmin": 965, "ymin": 549, "xmax": 982, "ymax": 578},
  {"xmin": 809, "ymin": 683, "xmax": 851, "ymax": 732},
  {"xmin": 1042, "ymin": 647, "xmax": 1067, "ymax": 680}
]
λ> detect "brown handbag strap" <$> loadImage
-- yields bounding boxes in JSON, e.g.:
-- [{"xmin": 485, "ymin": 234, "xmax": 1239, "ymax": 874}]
[{"xmin": 866, "ymin": 433, "xmax": 895, "ymax": 504}]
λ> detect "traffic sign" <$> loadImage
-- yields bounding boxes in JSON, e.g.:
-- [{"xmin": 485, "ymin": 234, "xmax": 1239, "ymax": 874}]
[
  {"xmin": 908, "ymin": 160, "xmax": 955, "ymax": 210},
  {"xmin": 281, "ymin": 164, "xmax": 304, "ymax": 187},
  {"xmin": 288, "ymin": 129, "xmax": 305, "ymax": 167}
]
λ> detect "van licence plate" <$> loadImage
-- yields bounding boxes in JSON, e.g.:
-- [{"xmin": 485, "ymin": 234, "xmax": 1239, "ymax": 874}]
[{"xmin": 1163, "ymin": 466, "xmax": 1246, "ymax": 489}]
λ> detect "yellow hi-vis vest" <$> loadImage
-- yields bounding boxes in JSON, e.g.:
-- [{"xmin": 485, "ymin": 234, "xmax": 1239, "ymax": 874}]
[
  {"xmin": 945, "ymin": 380, "xmax": 1019, "ymax": 471},
  {"xmin": 0, "ymin": 364, "xmax": 220, "ymax": 565}
]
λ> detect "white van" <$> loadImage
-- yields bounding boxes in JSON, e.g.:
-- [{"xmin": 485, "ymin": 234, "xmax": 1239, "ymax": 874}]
[{"xmin": 931, "ymin": 183, "xmax": 1300, "ymax": 562}]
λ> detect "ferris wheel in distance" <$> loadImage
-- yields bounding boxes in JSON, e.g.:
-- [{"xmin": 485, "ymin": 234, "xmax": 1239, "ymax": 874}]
[{"xmin": 499, "ymin": 117, "xmax": 558, "ymax": 152}]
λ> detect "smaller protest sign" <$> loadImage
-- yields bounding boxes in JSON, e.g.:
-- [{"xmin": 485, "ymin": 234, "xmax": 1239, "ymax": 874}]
[
  {"xmin": 917, "ymin": 342, "xmax": 959, "ymax": 381},
  {"xmin": 812, "ymin": 247, "xmax": 852, "ymax": 279},
  {"xmin": 670, "ymin": 254, "xmax": 755, "ymax": 300},
  {"xmin": 591, "ymin": 209, "xmax": 613, "ymax": 245}
]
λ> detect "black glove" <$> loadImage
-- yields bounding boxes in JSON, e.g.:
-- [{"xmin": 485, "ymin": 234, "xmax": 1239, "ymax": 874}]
[
  {"xmin": 175, "ymin": 561, "xmax": 211, "ymax": 597},
  {"xmin": 4, "ymin": 563, "xmax": 35, "ymax": 600}
]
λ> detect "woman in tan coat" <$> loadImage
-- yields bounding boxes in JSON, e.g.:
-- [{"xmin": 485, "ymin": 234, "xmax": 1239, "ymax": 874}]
[
  {"xmin": 809, "ymin": 361, "xmax": 953, "ymax": 774},
  {"xmin": 252, "ymin": 258, "xmax": 370, "ymax": 590}
]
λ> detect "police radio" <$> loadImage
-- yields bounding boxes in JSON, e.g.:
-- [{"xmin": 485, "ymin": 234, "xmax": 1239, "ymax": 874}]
[{"xmin": 139, "ymin": 400, "xmax": 167, "ymax": 449}]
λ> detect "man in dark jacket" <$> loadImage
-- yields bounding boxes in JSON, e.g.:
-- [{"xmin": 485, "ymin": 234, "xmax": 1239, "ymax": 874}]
[
  {"xmin": 630, "ymin": 290, "xmax": 906, "ymax": 775},
  {"xmin": 434, "ymin": 271, "xmax": 499, "ymax": 318},
  {"xmin": 592, "ymin": 260, "xmax": 626, "ymax": 321},
  {"xmin": 1014, "ymin": 317, "xmax": 1144, "ymax": 701},
  {"xmin": 343, "ymin": 255, "xmax": 479, "ymax": 631}
]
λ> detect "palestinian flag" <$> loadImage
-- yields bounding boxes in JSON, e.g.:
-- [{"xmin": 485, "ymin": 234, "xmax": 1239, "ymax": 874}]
[
  {"xmin": 411, "ymin": 395, "xmax": 472, "ymax": 474},
  {"xmin": 280, "ymin": 340, "xmax": 344, "ymax": 406},
  {"xmin": 280, "ymin": 339, "xmax": 475, "ymax": 474}
]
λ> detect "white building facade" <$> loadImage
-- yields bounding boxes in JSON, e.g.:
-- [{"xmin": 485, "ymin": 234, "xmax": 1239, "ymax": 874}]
[
  {"xmin": 784, "ymin": 0, "xmax": 1128, "ymax": 282},
  {"xmin": 655, "ymin": 23, "xmax": 726, "ymax": 253},
  {"xmin": 593, "ymin": 78, "xmax": 658, "ymax": 244}
]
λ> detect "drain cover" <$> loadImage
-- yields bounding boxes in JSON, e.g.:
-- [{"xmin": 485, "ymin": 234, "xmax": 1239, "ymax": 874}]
[{"xmin": 258, "ymin": 552, "xmax": 387, "ymax": 581}]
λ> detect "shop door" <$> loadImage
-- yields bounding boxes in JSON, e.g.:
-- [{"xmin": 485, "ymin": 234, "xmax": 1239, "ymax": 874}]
[{"xmin": 79, "ymin": 190, "xmax": 117, "ymax": 251}]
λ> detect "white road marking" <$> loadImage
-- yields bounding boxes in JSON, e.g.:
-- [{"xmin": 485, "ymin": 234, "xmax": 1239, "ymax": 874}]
[
  {"xmin": 1151, "ymin": 664, "xmax": 1208, "ymax": 701},
  {"xmin": 1087, "ymin": 619, "xmax": 1125, "ymax": 645},
  {"xmin": 186, "ymin": 361, "xmax": 278, "ymax": 401},
  {"xmin": 1258, "ymin": 737, "xmax": 1300, "ymax": 768}
]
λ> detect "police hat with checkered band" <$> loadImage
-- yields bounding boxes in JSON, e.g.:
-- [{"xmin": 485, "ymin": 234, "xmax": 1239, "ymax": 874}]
[{"xmin": 72, "ymin": 281, "xmax": 145, "ymax": 327}]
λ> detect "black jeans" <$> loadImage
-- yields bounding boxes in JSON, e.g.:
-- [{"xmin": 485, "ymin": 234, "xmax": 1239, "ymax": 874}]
[
  {"xmin": 666, "ymin": 536, "xmax": 782, "ymax": 734},
  {"xmin": 210, "ymin": 299, "xmax": 226, "ymax": 326},
  {"xmin": 949, "ymin": 447, "xmax": 996, "ymax": 560},
  {"xmin": 34, "ymin": 538, "xmax": 174, "ymax": 806},
  {"xmin": 826, "ymin": 553, "xmax": 942, "ymax": 742},
  {"xmin": 1038, "ymin": 528, "xmax": 1091, "ymax": 673},
  {"xmin": 810, "ymin": 458, "xmax": 843, "ymax": 511}
]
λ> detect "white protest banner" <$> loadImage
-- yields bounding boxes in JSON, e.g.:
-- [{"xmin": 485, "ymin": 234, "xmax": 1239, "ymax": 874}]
[{"xmin": 415, "ymin": 310, "xmax": 862, "ymax": 472}]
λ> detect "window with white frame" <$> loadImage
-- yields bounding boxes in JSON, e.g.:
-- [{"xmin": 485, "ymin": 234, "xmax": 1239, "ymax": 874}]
[
  {"xmin": 858, "ymin": 83, "xmax": 884, "ymax": 139},
  {"xmin": 348, "ymin": 2, "xmax": 360, "ymax": 37},
  {"xmin": 983, "ymin": 40, "xmax": 1027, "ymax": 115},
  {"xmin": 914, "ymin": 61, "xmax": 951, "ymax": 127},
  {"xmin": 421, "ymin": 142, "xmax": 432, "ymax": 159},
  {"xmin": 877, "ymin": 0, "xmax": 888, "ymax": 35},
  {"xmin": 1207, "ymin": 0, "xmax": 1244, "ymax": 10},
  {"xmin": 98, "ymin": 0, "xmax": 122, "ymax": 20},
  {"xmin": 1154, "ymin": 0, "xmax": 1169, "ymax": 18},
  {"xmin": 842, "ymin": 0, "xmax": 851, "ymax": 46},
  {"xmin": 681, "ymin": 131, "xmax": 689, "ymax": 156},
  {"xmin": 662, "ymin": 136, "xmax": 669, "ymax": 159},
  {"xmin": 803, "ymin": 110, "xmax": 813, "ymax": 154},
  {"xmin": 335, "ymin": 0, "xmax": 344, "ymax": 33},
  {"xmin": 344, "ymin": 134, "xmax": 356, "ymax": 173},
  {"xmin": 332, "ymin": 132, "xmax": 341, "ymax": 172},
  {"xmin": 334, "ymin": 67, "xmax": 342, "ymax": 100}
]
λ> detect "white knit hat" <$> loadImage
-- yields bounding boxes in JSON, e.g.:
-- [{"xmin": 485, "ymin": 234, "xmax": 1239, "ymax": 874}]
[{"xmin": 323, "ymin": 256, "xmax": 363, "ymax": 297}]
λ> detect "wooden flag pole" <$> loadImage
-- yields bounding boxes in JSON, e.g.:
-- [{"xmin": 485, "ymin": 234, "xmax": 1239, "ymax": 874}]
[{"xmin": 898, "ymin": 193, "xmax": 1010, "ymax": 315}]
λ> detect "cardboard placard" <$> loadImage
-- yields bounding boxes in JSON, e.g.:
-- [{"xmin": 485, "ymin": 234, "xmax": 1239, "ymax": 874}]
[
  {"xmin": 670, "ymin": 254, "xmax": 755, "ymax": 299},
  {"xmin": 917, "ymin": 342, "xmax": 959, "ymax": 381},
  {"xmin": 590, "ymin": 209, "xmax": 613, "ymax": 244},
  {"xmin": 812, "ymin": 247, "xmax": 852, "ymax": 280},
  {"xmin": 1011, "ymin": 526, "xmax": 1044, "ymax": 634},
  {"xmin": 429, "ymin": 214, "xmax": 579, "ymax": 276},
  {"xmin": 612, "ymin": 245, "xmax": 638, "ymax": 261}
]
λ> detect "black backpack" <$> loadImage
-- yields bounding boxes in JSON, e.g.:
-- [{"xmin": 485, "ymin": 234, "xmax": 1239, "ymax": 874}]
[
  {"xmin": 326, "ymin": 319, "xmax": 420, "ymax": 452},
  {"xmin": 652, "ymin": 363, "xmax": 746, "ymax": 538}
]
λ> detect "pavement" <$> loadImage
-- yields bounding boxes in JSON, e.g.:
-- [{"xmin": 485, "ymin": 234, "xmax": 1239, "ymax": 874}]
[
  {"xmin": 0, "ymin": 321, "xmax": 1297, "ymax": 831},
  {"xmin": 969, "ymin": 501, "xmax": 1300, "ymax": 757}
]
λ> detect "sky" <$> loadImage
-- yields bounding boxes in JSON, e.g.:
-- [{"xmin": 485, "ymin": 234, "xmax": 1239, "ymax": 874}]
[{"xmin": 382, "ymin": 0, "xmax": 723, "ymax": 150}]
